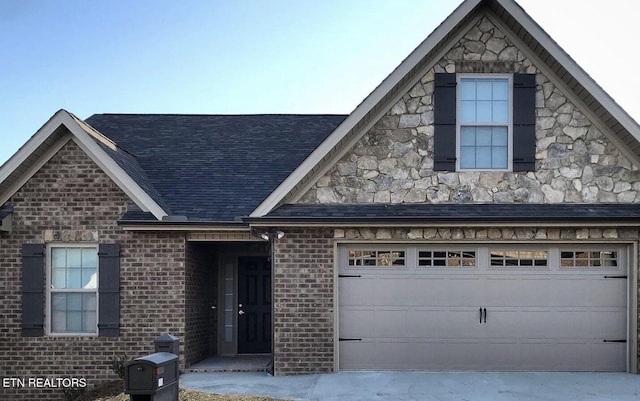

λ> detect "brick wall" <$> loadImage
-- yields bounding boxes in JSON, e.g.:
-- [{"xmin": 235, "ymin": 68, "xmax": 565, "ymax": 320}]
[
  {"xmin": 0, "ymin": 140, "xmax": 186, "ymax": 401},
  {"xmin": 272, "ymin": 228, "xmax": 335, "ymax": 375},
  {"xmin": 185, "ymin": 243, "xmax": 216, "ymax": 366}
]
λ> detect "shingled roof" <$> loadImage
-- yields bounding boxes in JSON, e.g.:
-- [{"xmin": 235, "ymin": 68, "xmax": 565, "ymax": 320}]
[
  {"xmin": 251, "ymin": 203, "xmax": 640, "ymax": 225},
  {"xmin": 85, "ymin": 114, "xmax": 346, "ymax": 222}
]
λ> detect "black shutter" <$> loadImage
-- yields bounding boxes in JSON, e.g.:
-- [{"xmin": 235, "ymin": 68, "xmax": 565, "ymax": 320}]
[
  {"xmin": 98, "ymin": 243, "xmax": 120, "ymax": 337},
  {"xmin": 434, "ymin": 73, "xmax": 458, "ymax": 171},
  {"xmin": 22, "ymin": 244, "xmax": 45, "ymax": 337},
  {"xmin": 513, "ymin": 73, "xmax": 536, "ymax": 171}
]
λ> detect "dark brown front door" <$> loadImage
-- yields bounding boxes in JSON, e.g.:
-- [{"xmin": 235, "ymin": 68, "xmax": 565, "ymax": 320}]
[{"xmin": 238, "ymin": 256, "xmax": 271, "ymax": 353}]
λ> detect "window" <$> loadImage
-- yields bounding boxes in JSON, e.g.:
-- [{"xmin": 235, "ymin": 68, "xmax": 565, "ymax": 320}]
[
  {"xmin": 458, "ymin": 77, "xmax": 510, "ymax": 170},
  {"xmin": 560, "ymin": 250, "xmax": 618, "ymax": 268},
  {"xmin": 418, "ymin": 250, "xmax": 476, "ymax": 267},
  {"xmin": 48, "ymin": 246, "xmax": 98, "ymax": 334},
  {"xmin": 490, "ymin": 250, "xmax": 547, "ymax": 268},
  {"xmin": 348, "ymin": 250, "xmax": 406, "ymax": 267},
  {"xmin": 434, "ymin": 73, "xmax": 536, "ymax": 172},
  {"xmin": 21, "ymin": 243, "xmax": 120, "ymax": 337}
]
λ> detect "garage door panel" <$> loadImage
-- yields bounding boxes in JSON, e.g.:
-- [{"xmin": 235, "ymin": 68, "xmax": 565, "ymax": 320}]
[
  {"xmin": 411, "ymin": 308, "xmax": 484, "ymax": 339},
  {"xmin": 590, "ymin": 342, "xmax": 627, "ymax": 371},
  {"xmin": 410, "ymin": 341, "xmax": 486, "ymax": 370},
  {"xmin": 547, "ymin": 279, "xmax": 592, "ymax": 305},
  {"xmin": 589, "ymin": 279, "xmax": 627, "ymax": 307},
  {"xmin": 339, "ymin": 307, "xmax": 374, "ymax": 338},
  {"xmin": 483, "ymin": 309, "xmax": 531, "ymax": 339},
  {"xmin": 372, "ymin": 340, "xmax": 411, "ymax": 369},
  {"xmin": 339, "ymin": 341, "xmax": 374, "ymax": 370},
  {"xmin": 485, "ymin": 342, "xmax": 523, "ymax": 369},
  {"xmin": 591, "ymin": 309, "xmax": 627, "ymax": 339},
  {"xmin": 338, "ymin": 244, "xmax": 628, "ymax": 371},
  {"xmin": 339, "ymin": 279, "xmax": 374, "ymax": 306},
  {"xmin": 485, "ymin": 277, "xmax": 551, "ymax": 306},
  {"xmin": 375, "ymin": 308, "xmax": 410, "ymax": 337}
]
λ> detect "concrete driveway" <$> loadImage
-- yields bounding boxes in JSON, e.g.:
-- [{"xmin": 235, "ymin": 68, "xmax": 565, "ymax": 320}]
[{"xmin": 180, "ymin": 371, "xmax": 640, "ymax": 401}]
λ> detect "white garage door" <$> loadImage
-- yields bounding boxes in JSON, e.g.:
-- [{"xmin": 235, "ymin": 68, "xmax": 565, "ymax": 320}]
[{"xmin": 338, "ymin": 245, "xmax": 628, "ymax": 371}]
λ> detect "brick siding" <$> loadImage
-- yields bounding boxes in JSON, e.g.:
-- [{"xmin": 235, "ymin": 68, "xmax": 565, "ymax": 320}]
[
  {"xmin": 272, "ymin": 228, "xmax": 335, "ymax": 375},
  {"xmin": 185, "ymin": 243, "xmax": 216, "ymax": 366},
  {"xmin": 0, "ymin": 140, "xmax": 187, "ymax": 400}
]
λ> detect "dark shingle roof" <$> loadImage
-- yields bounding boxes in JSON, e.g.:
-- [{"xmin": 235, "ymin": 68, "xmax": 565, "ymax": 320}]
[
  {"xmin": 85, "ymin": 114, "xmax": 346, "ymax": 221},
  {"xmin": 256, "ymin": 203, "xmax": 640, "ymax": 223}
]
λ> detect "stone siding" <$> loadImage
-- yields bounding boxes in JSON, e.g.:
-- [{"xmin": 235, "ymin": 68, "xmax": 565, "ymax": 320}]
[
  {"xmin": 273, "ymin": 228, "xmax": 334, "ymax": 375},
  {"xmin": 300, "ymin": 16, "xmax": 640, "ymax": 205},
  {"xmin": 0, "ymin": 140, "xmax": 187, "ymax": 401}
]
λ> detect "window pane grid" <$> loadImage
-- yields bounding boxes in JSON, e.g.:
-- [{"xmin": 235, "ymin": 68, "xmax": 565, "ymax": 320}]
[
  {"xmin": 50, "ymin": 246, "xmax": 98, "ymax": 334},
  {"xmin": 460, "ymin": 78, "xmax": 509, "ymax": 124},
  {"xmin": 348, "ymin": 250, "xmax": 406, "ymax": 267},
  {"xmin": 490, "ymin": 250, "xmax": 548, "ymax": 267},
  {"xmin": 459, "ymin": 77, "xmax": 510, "ymax": 170},
  {"xmin": 560, "ymin": 251, "xmax": 618, "ymax": 268},
  {"xmin": 51, "ymin": 293, "xmax": 97, "ymax": 333},
  {"xmin": 418, "ymin": 251, "xmax": 476, "ymax": 267}
]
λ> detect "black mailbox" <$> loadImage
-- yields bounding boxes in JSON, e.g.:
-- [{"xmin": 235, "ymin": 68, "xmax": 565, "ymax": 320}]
[
  {"xmin": 125, "ymin": 352, "xmax": 178, "ymax": 401},
  {"xmin": 154, "ymin": 333, "xmax": 179, "ymax": 355}
]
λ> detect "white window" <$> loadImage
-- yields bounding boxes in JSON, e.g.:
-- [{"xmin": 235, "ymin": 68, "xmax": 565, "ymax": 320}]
[
  {"xmin": 490, "ymin": 249, "xmax": 548, "ymax": 268},
  {"xmin": 560, "ymin": 250, "xmax": 618, "ymax": 268},
  {"xmin": 418, "ymin": 250, "xmax": 476, "ymax": 268},
  {"xmin": 48, "ymin": 245, "xmax": 98, "ymax": 335},
  {"xmin": 348, "ymin": 250, "xmax": 406, "ymax": 267},
  {"xmin": 458, "ymin": 75, "xmax": 512, "ymax": 170}
]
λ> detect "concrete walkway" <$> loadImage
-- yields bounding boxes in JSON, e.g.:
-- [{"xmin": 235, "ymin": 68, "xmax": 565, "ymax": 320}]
[{"xmin": 180, "ymin": 371, "xmax": 640, "ymax": 401}]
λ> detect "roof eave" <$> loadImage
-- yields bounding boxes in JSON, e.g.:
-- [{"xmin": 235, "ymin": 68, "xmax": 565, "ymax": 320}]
[
  {"xmin": 0, "ymin": 110, "xmax": 168, "ymax": 220},
  {"xmin": 245, "ymin": 215, "xmax": 640, "ymax": 228},
  {"xmin": 249, "ymin": 0, "xmax": 640, "ymax": 218},
  {"xmin": 492, "ymin": 0, "xmax": 640, "ymax": 160},
  {"xmin": 117, "ymin": 219, "xmax": 249, "ymax": 231},
  {"xmin": 249, "ymin": 0, "xmax": 483, "ymax": 218}
]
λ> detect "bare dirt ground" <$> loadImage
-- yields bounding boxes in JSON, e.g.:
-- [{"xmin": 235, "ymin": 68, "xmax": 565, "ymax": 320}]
[{"xmin": 70, "ymin": 380, "xmax": 286, "ymax": 401}]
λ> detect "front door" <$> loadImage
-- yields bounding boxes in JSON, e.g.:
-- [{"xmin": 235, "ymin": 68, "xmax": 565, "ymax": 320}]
[{"xmin": 238, "ymin": 256, "xmax": 271, "ymax": 353}]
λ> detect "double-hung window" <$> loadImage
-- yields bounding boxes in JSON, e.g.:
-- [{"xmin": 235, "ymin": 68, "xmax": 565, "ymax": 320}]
[
  {"xmin": 433, "ymin": 72, "xmax": 536, "ymax": 172},
  {"xmin": 48, "ymin": 245, "xmax": 98, "ymax": 335},
  {"xmin": 458, "ymin": 76, "xmax": 511, "ymax": 170}
]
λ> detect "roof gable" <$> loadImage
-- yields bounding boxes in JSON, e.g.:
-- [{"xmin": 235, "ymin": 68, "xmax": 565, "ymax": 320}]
[
  {"xmin": 250, "ymin": 0, "xmax": 640, "ymax": 216},
  {"xmin": 0, "ymin": 110, "xmax": 168, "ymax": 219}
]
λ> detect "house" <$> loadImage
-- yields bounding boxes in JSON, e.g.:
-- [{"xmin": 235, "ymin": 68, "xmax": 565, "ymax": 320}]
[{"xmin": 2, "ymin": 0, "xmax": 640, "ymax": 399}]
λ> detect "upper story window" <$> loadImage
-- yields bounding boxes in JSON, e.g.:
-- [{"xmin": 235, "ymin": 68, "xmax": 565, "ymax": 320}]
[
  {"xmin": 434, "ymin": 72, "xmax": 536, "ymax": 172},
  {"xmin": 458, "ymin": 76, "xmax": 511, "ymax": 170},
  {"xmin": 48, "ymin": 245, "xmax": 98, "ymax": 335}
]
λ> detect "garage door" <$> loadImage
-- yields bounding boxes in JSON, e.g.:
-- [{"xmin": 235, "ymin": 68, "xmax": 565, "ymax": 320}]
[{"xmin": 338, "ymin": 245, "xmax": 628, "ymax": 371}]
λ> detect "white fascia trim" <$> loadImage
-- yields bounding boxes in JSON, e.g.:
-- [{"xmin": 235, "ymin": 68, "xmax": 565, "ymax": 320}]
[
  {"xmin": 0, "ymin": 134, "xmax": 72, "ymax": 207},
  {"xmin": 0, "ymin": 110, "xmax": 167, "ymax": 220},
  {"xmin": 497, "ymin": 0, "xmax": 640, "ymax": 140},
  {"xmin": 58, "ymin": 111, "xmax": 168, "ymax": 220},
  {"xmin": 250, "ymin": 0, "xmax": 482, "ymax": 218},
  {"xmin": 0, "ymin": 110, "xmax": 68, "ymax": 184}
]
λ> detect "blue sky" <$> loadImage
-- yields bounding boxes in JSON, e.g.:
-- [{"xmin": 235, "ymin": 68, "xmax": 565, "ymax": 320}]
[{"xmin": 1, "ymin": 0, "xmax": 638, "ymax": 166}]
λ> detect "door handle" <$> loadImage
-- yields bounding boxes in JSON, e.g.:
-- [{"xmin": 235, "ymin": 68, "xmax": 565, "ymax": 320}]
[
  {"xmin": 483, "ymin": 308, "xmax": 487, "ymax": 324},
  {"xmin": 479, "ymin": 307, "xmax": 483, "ymax": 324},
  {"xmin": 238, "ymin": 310, "xmax": 245, "ymax": 315}
]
